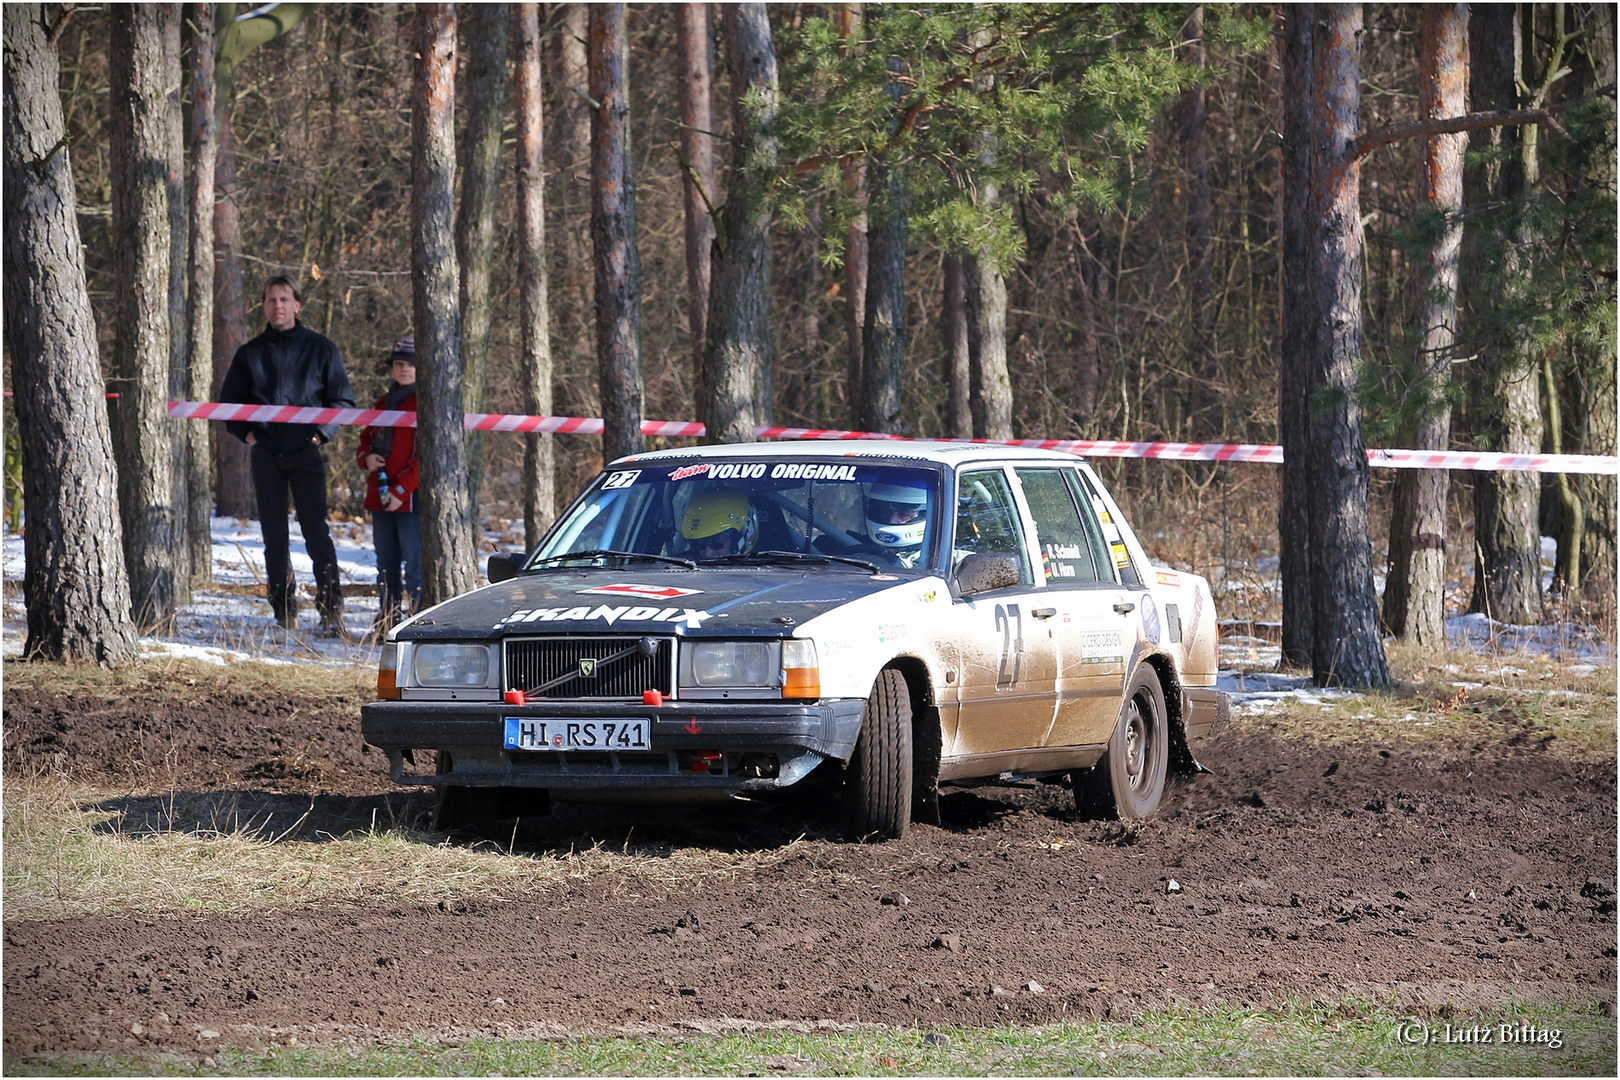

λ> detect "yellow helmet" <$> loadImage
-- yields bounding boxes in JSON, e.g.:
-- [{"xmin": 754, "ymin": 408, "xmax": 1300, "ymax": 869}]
[{"xmin": 681, "ymin": 488, "xmax": 758, "ymax": 554}]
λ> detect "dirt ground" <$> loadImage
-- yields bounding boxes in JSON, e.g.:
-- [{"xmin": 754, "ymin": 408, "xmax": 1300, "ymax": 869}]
[{"xmin": 3, "ymin": 675, "xmax": 1615, "ymax": 1058}]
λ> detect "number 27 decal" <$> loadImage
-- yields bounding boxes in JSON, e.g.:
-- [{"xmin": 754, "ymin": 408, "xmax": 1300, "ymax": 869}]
[
  {"xmin": 995, "ymin": 603, "xmax": 1024, "ymax": 690},
  {"xmin": 601, "ymin": 470, "xmax": 639, "ymax": 489}
]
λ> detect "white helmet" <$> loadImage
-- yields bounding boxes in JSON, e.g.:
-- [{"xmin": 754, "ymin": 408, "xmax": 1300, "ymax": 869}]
[{"xmin": 865, "ymin": 482, "xmax": 928, "ymax": 549}]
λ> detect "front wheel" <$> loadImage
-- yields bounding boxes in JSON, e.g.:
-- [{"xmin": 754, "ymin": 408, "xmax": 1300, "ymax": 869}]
[
  {"xmin": 1073, "ymin": 664, "xmax": 1169, "ymax": 821},
  {"xmin": 843, "ymin": 668, "xmax": 914, "ymax": 842}
]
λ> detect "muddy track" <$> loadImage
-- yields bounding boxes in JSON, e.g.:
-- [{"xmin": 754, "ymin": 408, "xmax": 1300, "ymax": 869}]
[{"xmin": 3, "ymin": 682, "xmax": 1615, "ymax": 1057}]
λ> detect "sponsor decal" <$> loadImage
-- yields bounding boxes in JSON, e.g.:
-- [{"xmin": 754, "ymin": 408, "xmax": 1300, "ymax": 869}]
[
  {"xmin": 871, "ymin": 573, "xmax": 898, "ymax": 581},
  {"xmin": 1140, "ymin": 593, "xmax": 1161, "ymax": 644},
  {"xmin": 496, "ymin": 605, "xmax": 711, "ymax": 629},
  {"xmin": 579, "ymin": 582, "xmax": 702, "ymax": 600},
  {"xmin": 669, "ymin": 464, "xmax": 711, "ymax": 481},
  {"xmin": 1155, "ymin": 570, "xmax": 1181, "ymax": 586},
  {"xmin": 921, "ymin": 590, "xmax": 938, "ymax": 603},
  {"xmin": 769, "ymin": 462, "xmax": 859, "ymax": 481},
  {"xmin": 1076, "ymin": 631, "xmax": 1125, "ymax": 664},
  {"xmin": 875, "ymin": 622, "xmax": 908, "ymax": 644},
  {"xmin": 1186, "ymin": 580, "xmax": 1205, "ymax": 650},
  {"xmin": 1111, "ymin": 542, "xmax": 1131, "ymax": 567}
]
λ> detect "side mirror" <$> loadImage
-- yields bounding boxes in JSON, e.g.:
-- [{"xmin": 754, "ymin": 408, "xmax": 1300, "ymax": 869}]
[
  {"xmin": 487, "ymin": 552, "xmax": 524, "ymax": 584},
  {"xmin": 954, "ymin": 551, "xmax": 1021, "ymax": 595}
]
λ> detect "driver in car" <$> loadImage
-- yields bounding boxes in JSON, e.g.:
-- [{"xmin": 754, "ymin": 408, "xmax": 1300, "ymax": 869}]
[
  {"xmin": 681, "ymin": 488, "xmax": 761, "ymax": 561},
  {"xmin": 859, "ymin": 482, "xmax": 929, "ymax": 568}
]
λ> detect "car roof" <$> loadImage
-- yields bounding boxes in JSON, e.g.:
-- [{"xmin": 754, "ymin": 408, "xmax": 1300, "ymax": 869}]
[{"xmin": 612, "ymin": 439, "xmax": 1088, "ymax": 469}]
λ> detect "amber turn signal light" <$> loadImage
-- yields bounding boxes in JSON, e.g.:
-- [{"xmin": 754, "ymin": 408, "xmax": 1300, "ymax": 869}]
[{"xmin": 781, "ymin": 667, "xmax": 820, "ymax": 700}]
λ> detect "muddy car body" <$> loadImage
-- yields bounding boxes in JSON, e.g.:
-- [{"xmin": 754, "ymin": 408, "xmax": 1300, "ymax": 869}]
[{"xmin": 361, "ymin": 441, "xmax": 1228, "ymax": 839}]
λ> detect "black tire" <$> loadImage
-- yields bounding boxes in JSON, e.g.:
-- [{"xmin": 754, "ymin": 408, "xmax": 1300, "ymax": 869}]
[
  {"xmin": 431, "ymin": 751, "xmax": 499, "ymax": 834},
  {"xmin": 843, "ymin": 668, "xmax": 914, "ymax": 842},
  {"xmin": 1072, "ymin": 664, "xmax": 1169, "ymax": 821}
]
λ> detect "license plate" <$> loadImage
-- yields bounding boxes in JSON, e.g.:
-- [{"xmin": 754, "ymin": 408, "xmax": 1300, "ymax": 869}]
[{"xmin": 504, "ymin": 717, "xmax": 651, "ymax": 752}]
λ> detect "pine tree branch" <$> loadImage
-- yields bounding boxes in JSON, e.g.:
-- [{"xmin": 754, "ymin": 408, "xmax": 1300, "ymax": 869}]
[
  {"xmin": 1349, "ymin": 108, "xmax": 1564, "ymax": 160},
  {"xmin": 1351, "ymin": 79, "xmax": 1615, "ymax": 161}
]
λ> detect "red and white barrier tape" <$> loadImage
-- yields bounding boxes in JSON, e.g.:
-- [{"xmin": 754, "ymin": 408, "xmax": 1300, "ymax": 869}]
[{"xmin": 167, "ymin": 401, "xmax": 1620, "ymax": 474}]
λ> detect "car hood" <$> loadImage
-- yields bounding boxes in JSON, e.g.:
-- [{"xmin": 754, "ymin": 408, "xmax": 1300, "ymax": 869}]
[{"xmin": 392, "ymin": 566, "xmax": 929, "ymax": 641}]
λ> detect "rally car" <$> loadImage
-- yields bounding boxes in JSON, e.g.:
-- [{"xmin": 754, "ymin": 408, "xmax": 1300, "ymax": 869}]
[{"xmin": 361, "ymin": 441, "xmax": 1228, "ymax": 841}]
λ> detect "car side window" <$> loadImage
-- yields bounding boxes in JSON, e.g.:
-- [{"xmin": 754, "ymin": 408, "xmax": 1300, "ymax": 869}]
[
  {"xmin": 1067, "ymin": 468, "xmax": 1140, "ymax": 588},
  {"xmin": 1015, "ymin": 468, "xmax": 1105, "ymax": 585},
  {"xmin": 952, "ymin": 469, "xmax": 1033, "ymax": 585}
]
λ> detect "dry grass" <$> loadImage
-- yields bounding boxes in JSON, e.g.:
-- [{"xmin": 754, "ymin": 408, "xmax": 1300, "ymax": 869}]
[
  {"xmin": 1234, "ymin": 640, "xmax": 1617, "ymax": 763},
  {"xmin": 0, "ymin": 767, "xmax": 813, "ymax": 923},
  {"xmin": 1, "ymin": 654, "xmax": 374, "ymax": 702}
]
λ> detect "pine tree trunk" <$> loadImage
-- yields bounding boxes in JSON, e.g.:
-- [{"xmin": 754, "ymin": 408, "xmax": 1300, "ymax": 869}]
[
  {"xmin": 972, "ymin": 232, "xmax": 1012, "ymax": 440},
  {"xmin": 832, "ymin": 3, "xmax": 866, "ymax": 428},
  {"xmin": 210, "ymin": 106, "xmax": 254, "ymax": 519},
  {"xmin": 970, "ymin": 42, "xmax": 1012, "ymax": 443},
  {"xmin": 1305, "ymin": 3, "xmax": 1390, "ymax": 688},
  {"xmin": 1466, "ymin": 4, "xmax": 1543, "ymax": 624},
  {"xmin": 859, "ymin": 151, "xmax": 906, "ymax": 434},
  {"xmin": 456, "ymin": 2, "xmax": 508, "ymax": 528},
  {"xmin": 207, "ymin": 4, "xmax": 308, "ymax": 520},
  {"xmin": 550, "ymin": 4, "xmax": 595, "ymax": 418},
  {"xmin": 678, "ymin": 3, "xmax": 716, "ymax": 412},
  {"xmin": 1384, "ymin": 4, "xmax": 1466, "ymax": 646},
  {"xmin": 515, "ymin": 2, "xmax": 555, "ymax": 550},
  {"xmin": 412, "ymin": 3, "xmax": 478, "ymax": 605},
  {"xmin": 1181, "ymin": 6, "xmax": 1217, "ymax": 439},
  {"xmin": 4, "ymin": 1, "xmax": 139, "ymax": 663},
  {"xmin": 703, "ymin": 3, "xmax": 777, "ymax": 445},
  {"xmin": 1065, "ymin": 224, "xmax": 1101, "ymax": 433},
  {"xmin": 1277, "ymin": 3, "xmax": 1314, "ymax": 670},
  {"xmin": 964, "ymin": 253, "xmax": 985, "ymax": 437},
  {"xmin": 589, "ymin": 3, "xmax": 646, "ymax": 462},
  {"xmin": 942, "ymin": 253, "xmax": 972, "ymax": 439},
  {"xmin": 162, "ymin": 5, "xmax": 190, "ymax": 601},
  {"xmin": 186, "ymin": 1, "xmax": 218, "ymax": 585},
  {"xmin": 111, "ymin": 4, "xmax": 180, "ymax": 628}
]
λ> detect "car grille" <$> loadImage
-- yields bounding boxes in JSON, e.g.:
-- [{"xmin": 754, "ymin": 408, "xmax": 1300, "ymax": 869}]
[{"xmin": 504, "ymin": 635, "xmax": 675, "ymax": 700}]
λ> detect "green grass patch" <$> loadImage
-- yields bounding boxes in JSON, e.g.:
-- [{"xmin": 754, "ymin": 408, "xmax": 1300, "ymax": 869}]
[{"xmin": 8, "ymin": 1000, "xmax": 1614, "ymax": 1076}]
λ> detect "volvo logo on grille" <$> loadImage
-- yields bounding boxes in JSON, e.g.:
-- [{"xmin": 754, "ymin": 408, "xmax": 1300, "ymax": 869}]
[{"xmin": 578, "ymin": 658, "xmax": 598, "ymax": 678}]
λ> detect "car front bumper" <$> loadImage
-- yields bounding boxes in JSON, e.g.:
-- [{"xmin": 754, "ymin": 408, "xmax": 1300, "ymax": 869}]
[{"xmin": 361, "ymin": 697, "xmax": 868, "ymax": 793}]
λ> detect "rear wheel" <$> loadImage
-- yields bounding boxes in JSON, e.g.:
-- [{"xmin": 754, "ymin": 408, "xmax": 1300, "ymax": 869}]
[
  {"xmin": 843, "ymin": 668, "xmax": 913, "ymax": 841},
  {"xmin": 1072, "ymin": 664, "xmax": 1169, "ymax": 821}
]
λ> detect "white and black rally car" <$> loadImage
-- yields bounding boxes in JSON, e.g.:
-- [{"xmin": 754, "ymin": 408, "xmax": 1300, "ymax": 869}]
[{"xmin": 361, "ymin": 441, "xmax": 1228, "ymax": 840}]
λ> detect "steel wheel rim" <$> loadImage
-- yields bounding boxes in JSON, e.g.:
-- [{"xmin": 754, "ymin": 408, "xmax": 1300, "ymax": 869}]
[{"xmin": 1123, "ymin": 698, "xmax": 1148, "ymax": 792}]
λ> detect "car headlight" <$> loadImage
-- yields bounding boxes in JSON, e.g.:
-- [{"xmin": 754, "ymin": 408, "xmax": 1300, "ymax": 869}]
[
  {"xmin": 682, "ymin": 641, "xmax": 778, "ymax": 688},
  {"xmin": 412, "ymin": 643, "xmax": 492, "ymax": 688}
]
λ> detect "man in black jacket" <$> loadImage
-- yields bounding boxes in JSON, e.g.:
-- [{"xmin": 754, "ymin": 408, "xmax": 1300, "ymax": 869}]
[{"xmin": 219, "ymin": 274, "xmax": 356, "ymax": 637}]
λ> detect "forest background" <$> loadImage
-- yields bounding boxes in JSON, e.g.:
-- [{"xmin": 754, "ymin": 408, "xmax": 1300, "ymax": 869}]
[{"xmin": 3, "ymin": 2, "xmax": 1616, "ymax": 677}]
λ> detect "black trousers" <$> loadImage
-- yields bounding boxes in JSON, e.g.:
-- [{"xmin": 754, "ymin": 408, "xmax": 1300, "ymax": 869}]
[{"xmin": 250, "ymin": 442, "xmax": 342, "ymax": 619}]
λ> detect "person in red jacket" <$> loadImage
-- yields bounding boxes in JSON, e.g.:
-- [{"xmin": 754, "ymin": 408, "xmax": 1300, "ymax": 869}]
[{"xmin": 357, "ymin": 337, "xmax": 420, "ymax": 629}]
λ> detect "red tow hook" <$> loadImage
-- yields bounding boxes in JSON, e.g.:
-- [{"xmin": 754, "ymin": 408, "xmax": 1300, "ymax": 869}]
[
  {"xmin": 504, "ymin": 690, "xmax": 526, "ymax": 706},
  {"xmin": 642, "ymin": 689, "xmax": 664, "ymax": 707},
  {"xmin": 691, "ymin": 752, "xmax": 723, "ymax": 774}
]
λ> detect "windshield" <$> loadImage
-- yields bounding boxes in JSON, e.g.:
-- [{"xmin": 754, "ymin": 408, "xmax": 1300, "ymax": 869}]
[{"xmin": 536, "ymin": 460, "xmax": 942, "ymax": 570}]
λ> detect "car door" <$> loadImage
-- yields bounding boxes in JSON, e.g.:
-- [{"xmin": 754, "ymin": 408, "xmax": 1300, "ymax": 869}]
[
  {"xmin": 1010, "ymin": 466, "xmax": 1134, "ymax": 751},
  {"xmin": 944, "ymin": 466, "xmax": 1060, "ymax": 758}
]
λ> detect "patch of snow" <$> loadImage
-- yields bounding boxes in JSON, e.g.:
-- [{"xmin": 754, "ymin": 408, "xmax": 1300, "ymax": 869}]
[
  {"xmin": 5, "ymin": 510, "xmax": 532, "ymax": 665},
  {"xmin": 1445, "ymin": 611, "xmax": 1613, "ymax": 665}
]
